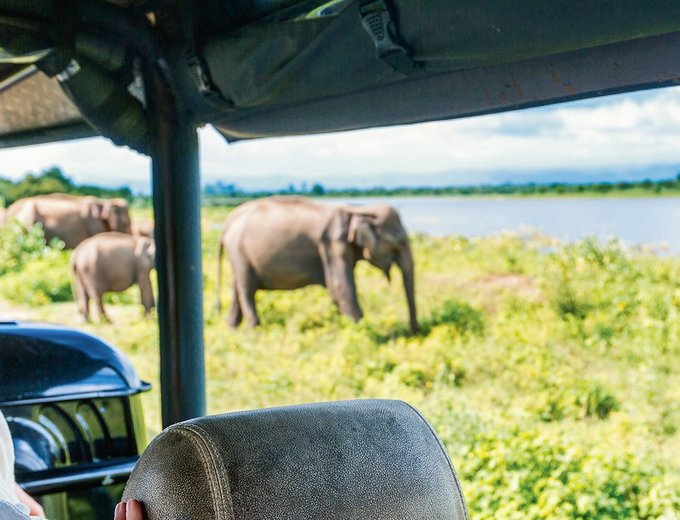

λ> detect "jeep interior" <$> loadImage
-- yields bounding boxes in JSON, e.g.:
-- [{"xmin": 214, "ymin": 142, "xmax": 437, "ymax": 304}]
[{"xmin": 2, "ymin": 1, "xmax": 680, "ymax": 518}]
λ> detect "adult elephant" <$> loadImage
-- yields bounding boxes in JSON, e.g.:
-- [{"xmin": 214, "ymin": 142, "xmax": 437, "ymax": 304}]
[
  {"xmin": 216, "ymin": 196, "xmax": 418, "ymax": 333},
  {"xmin": 4, "ymin": 193, "xmax": 132, "ymax": 248}
]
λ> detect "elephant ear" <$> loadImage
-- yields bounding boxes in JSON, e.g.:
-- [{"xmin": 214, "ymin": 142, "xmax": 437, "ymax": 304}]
[
  {"xmin": 81, "ymin": 198, "xmax": 103, "ymax": 220},
  {"xmin": 101, "ymin": 202, "xmax": 122, "ymax": 231},
  {"xmin": 348, "ymin": 214, "xmax": 377, "ymax": 260},
  {"xmin": 135, "ymin": 238, "xmax": 156, "ymax": 268},
  {"xmin": 100, "ymin": 202, "xmax": 112, "ymax": 221}
]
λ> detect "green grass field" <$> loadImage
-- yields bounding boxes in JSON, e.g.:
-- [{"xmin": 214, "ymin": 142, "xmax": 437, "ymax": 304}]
[{"xmin": 1, "ymin": 207, "xmax": 679, "ymax": 518}]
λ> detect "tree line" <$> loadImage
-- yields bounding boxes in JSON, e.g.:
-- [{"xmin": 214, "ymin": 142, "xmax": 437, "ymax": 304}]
[
  {"xmin": 203, "ymin": 174, "xmax": 680, "ymax": 202},
  {"xmin": 0, "ymin": 167, "xmax": 132, "ymax": 207},
  {"xmin": 3, "ymin": 168, "xmax": 680, "ymax": 208}
]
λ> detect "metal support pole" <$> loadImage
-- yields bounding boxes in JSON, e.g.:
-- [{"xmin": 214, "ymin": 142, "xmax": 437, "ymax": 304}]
[{"xmin": 145, "ymin": 62, "xmax": 206, "ymax": 427}]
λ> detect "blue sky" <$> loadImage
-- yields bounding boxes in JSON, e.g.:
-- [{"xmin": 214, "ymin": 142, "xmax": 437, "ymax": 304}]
[{"xmin": 2, "ymin": 86, "xmax": 680, "ymax": 193}]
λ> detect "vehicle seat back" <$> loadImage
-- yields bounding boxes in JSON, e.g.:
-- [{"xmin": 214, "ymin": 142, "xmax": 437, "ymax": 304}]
[{"xmin": 122, "ymin": 399, "xmax": 469, "ymax": 519}]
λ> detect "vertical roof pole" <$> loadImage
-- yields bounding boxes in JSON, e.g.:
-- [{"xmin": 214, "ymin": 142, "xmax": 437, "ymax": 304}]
[{"xmin": 145, "ymin": 62, "xmax": 206, "ymax": 427}]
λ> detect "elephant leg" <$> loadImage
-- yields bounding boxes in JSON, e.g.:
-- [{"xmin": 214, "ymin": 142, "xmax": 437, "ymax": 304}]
[
  {"xmin": 81, "ymin": 276, "xmax": 107, "ymax": 323},
  {"xmin": 73, "ymin": 271, "xmax": 90, "ymax": 322},
  {"xmin": 332, "ymin": 268, "xmax": 362, "ymax": 322},
  {"xmin": 326, "ymin": 281, "xmax": 361, "ymax": 319},
  {"xmin": 79, "ymin": 297, "xmax": 90, "ymax": 322},
  {"xmin": 137, "ymin": 271, "xmax": 155, "ymax": 316},
  {"xmin": 336, "ymin": 288, "xmax": 362, "ymax": 322},
  {"xmin": 96, "ymin": 294, "xmax": 111, "ymax": 323},
  {"xmin": 227, "ymin": 285, "xmax": 243, "ymax": 327},
  {"xmin": 78, "ymin": 294, "xmax": 90, "ymax": 323},
  {"xmin": 319, "ymin": 241, "xmax": 363, "ymax": 322},
  {"xmin": 235, "ymin": 269, "xmax": 259, "ymax": 328}
]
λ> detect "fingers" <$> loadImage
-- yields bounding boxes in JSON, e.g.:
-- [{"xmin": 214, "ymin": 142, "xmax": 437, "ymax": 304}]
[
  {"xmin": 30, "ymin": 503, "xmax": 46, "ymax": 518},
  {"xmin": 114, "ymin": 501, "xmax": 126, "ymax": 520},
  {"xmin": 127, "ymin": 499, "xmax": 145, "ymax": 520},
  {"xmin": 115, "ymin": 500, "xmax": 144, "ymax": 520},
  {"xmin": 14, "ymin": 484, "xmax": 46, "ymax": 518}
]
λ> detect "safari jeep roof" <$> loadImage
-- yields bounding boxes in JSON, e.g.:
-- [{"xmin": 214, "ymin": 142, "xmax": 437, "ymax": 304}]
[{"xmin": 2, "ymin": 1, "xmax": 680, "ymax": 151}]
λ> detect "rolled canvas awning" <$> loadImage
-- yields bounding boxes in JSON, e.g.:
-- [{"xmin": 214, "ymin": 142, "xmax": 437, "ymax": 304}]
[{"xmin": 0, "ymin": 64, "xmax": 95, "ymax": 148}]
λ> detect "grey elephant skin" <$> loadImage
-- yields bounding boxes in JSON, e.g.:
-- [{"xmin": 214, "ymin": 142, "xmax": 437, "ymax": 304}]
[
  {"xmin": 4, "ymin": 193, "xmax": 132, "ymax": 248},
  {"xmin": 217, "ymin": 196, "xmax": 418, "ymax": 333},
  {"xmin": 71, "ymin": 231, "xmax": 156, "ymax": 322}
]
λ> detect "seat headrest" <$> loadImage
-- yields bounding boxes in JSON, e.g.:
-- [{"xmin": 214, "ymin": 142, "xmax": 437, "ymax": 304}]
[{"xmin": 123, "ymin": 399, "xmax": 469, "ymax": 519}]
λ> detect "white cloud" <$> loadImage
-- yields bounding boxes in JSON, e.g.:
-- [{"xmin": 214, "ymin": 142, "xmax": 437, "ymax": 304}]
[
  {"xmin": 0, "ymin": 137, "xmax": 150, "ymax": 191},
  {"xmin": 3, "ymin": 86, "xmax": 680, "ymax": 191},
  {"xmin": 202, "ymin": 86, "xmax": 680, "ymax": 182}
]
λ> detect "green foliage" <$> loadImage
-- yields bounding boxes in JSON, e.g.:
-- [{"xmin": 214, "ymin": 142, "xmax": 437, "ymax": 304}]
[
  {"xmin": 0, "ymin": 221, "xmax": 58, "ymax": 275},
  {"xmin": 1, "ymin": 209, "xmax": 679, "ymax": 519},
  {"xmin": 450, "ymin": 421, "xmax": 680, "ymax": 519},
  {"xmin": 531, "ymin": 379, "xmax": 620, "ymax": 422},
  {"xmin": 0, "ymin": 249, "xmax": 72, "ymax": 306},
  {"xmin": 424, "ymin": 298, "xmax": 485, "ymax": 336},
  {"xmin": 0, "ymin": 167, "xmax": 132, "ymax": 207},
  {"xmin": 0, "ymin": 220, "xmax": 71, "ymax": 305}
]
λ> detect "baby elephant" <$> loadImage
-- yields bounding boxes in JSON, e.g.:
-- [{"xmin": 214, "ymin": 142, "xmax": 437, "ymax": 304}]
[{"xmin": 71, "ymin": 232, "xmax": 156, "ymax": 322}]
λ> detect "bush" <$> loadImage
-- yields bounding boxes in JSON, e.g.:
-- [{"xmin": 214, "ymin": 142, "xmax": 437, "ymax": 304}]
[
  {"xmin": 0, "ymin": 221, "xmax": 64, "ymax": 276},
  {"xmin": 451, "ymin": 422, "xmax": 680, "ymax": 519},
  {"xmin": 532, "ymin": 381, "xmax": 620, "ymax": 422},
  {"xmin": 0, "ymin": 221, "xmax": 71, "ymax": 305},
  {"xmin": 424, "ymin": 298, "xmax": 485, "ymax": 336},
  {"xmin": 0, "ymin": 250, "xmax": 72, "ymax": 305}
]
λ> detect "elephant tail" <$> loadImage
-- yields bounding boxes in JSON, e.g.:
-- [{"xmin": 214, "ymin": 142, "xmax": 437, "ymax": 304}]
[{"xmin": 216, "ymin": 236, "xmax": 225, "ymax": 312}]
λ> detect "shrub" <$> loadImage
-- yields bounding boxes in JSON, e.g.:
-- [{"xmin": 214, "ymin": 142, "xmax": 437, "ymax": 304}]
[
  {"xmin": 0, "ymin": 221, "xmax": 64, "ymax": 276},
  {"xmin": 424, "ymin": 298, "xmax": 485, "ymax": 336},
  {"xmin": 533, "ymin": 381, "xmax": 620, "ymax": 422},
  {"xmin": 0, "ymin": 250, "xmax": 72, "ymax": 305},
  {"xmin": 450, "ymin": 422, "xmax": 680, "ymax": 520}
]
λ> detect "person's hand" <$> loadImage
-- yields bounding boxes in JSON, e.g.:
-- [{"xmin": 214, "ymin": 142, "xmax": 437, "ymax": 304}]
[
  {"xmin": 14, "ymin": 484, "xmax": 45, "ymax": 518},
  {"xmin": 114, "ymin": 499, "xmax": 144, "ymax": 520}
]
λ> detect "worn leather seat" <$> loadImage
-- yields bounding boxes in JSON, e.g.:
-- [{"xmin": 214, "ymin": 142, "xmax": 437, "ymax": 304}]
[{"xmin": 122, "ymin": 399, "xmax": 469, "ymax": 519}]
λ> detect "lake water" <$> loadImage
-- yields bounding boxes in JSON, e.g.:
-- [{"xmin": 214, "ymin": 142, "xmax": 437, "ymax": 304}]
[{"xmin": 326, "ymin": 197, "xmax": 680, "ymax": 253}]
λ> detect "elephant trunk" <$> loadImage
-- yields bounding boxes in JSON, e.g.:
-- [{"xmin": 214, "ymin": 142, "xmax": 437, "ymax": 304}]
[{"xmin": 397, "ymin": 242, "xmax": 418, "ymax": 334}]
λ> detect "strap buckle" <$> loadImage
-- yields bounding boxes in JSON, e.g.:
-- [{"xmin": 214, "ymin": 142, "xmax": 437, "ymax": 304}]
[{"xmin": 358, "ymin": 0, "xmax": 419, "ymax": 76}]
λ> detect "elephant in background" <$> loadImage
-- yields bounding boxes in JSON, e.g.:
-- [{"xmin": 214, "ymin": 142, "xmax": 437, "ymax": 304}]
[
  {"xmin": 216, "ymin": 196, "xmax": 418, "ymax": 333},
  {"xmin": 131, "ymin": 219, "xmax": 154, "ymax": 239},
  {"xmin": 71, "ymin": 232, "xmax": 155, "ymax": 322},
  {"xmin": 4, "ymin": 193, "xmax": 132, "ymax": 248}
]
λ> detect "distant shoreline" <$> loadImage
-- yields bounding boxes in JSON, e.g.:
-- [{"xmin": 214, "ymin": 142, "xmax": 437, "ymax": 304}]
[
  {"xmin": 202, "ymin": 189, "xmax": 680, "ymax": 206},
  {"xmin": 202, "ymin": 176, "xmax": 680, "ymax": 203}
]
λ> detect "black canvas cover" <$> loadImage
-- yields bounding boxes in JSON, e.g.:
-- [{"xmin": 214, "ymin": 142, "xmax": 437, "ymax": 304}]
[
  {"xmin": 4, "ymin": 0, "xmax": 680, "ymax": 147},
  {"xmin": 203, "ymin": 0, "xmax": 680, "ymax": 110}
]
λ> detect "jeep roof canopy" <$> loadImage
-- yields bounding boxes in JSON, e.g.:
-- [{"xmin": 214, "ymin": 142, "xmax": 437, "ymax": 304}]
[{"xmin": 2, "ymin": 0, "xmax": 680, "ymax": 426}]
